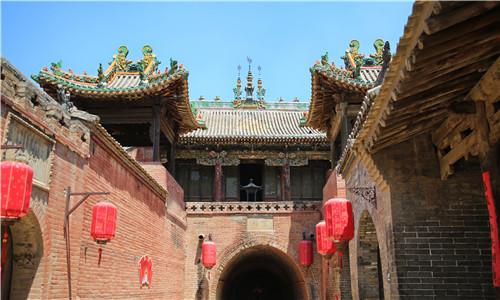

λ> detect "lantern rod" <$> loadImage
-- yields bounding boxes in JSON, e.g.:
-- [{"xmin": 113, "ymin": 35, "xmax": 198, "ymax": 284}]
[
  {"xmin": 63, "ymin": 186, "xmax": 109, "ymax": 300},
  {"xmin": 66, "ymin": 192, "xmax": 110, "ymax": 217},
  {"xmin": 1, "ymin": 144, "xmax": 24, "ymax": 150}
]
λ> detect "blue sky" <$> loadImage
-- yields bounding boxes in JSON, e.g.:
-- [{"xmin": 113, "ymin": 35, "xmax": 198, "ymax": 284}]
[{"xmin": 1, "ymin": 1, "xmax": 414, "ymax": 102}]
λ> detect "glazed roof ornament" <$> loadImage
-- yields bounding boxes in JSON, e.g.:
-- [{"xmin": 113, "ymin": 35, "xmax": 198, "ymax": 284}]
[
  {"xmin": 233, "ymin": 57, "xmax": 266, "ymax": 109},
  {"xmin": 309, "ymin": 39, "xmax": 387, "ymax": 92},
  {"xmin": 31, "ymin": 45, "xmax": 206, "ymax": 132}
]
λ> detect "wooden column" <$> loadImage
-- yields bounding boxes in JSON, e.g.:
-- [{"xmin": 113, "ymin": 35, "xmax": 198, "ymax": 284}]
[
  {"xmin": 152, "ymin": 105, "xmax": 161, "ymax": 162},
  {"xmin": 169, "ymin": 141, "xmax": 176, "ymax": 177},
  {"xmin": 214, "ymin": 156, "xmax": 222, "ymax": 202},
  {"xmin": 329, "ymin": 134, "xmax": 336, "ymax": 170},
  {"xmin": 284, "ymin": 157, "xmax": 291, "ymax": 202},
  {"xmin": 281, "ymin": 165, "xmax": 286, "ymax": 202},
  {"xmin": 475, "ymin": 100, "xmax": 500, "ymax": 294}
]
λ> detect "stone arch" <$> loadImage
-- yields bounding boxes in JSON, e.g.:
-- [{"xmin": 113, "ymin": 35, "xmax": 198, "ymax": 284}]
[
  {"xmin": 210, "ymin": 235, "xmax": 307, "ymax": 300},
  {"xmin": 356, "ymin": 210, "xmax": 383, "ymax": 300},
  {"xmin": 1, "ymin": 210, "xmax": 44, "ymax": 300}
]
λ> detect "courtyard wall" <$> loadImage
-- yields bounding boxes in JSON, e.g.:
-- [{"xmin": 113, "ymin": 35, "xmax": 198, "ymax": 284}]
[{"xmin": 1, "ymin": 57, "xmax": 186, "ymax": 299}]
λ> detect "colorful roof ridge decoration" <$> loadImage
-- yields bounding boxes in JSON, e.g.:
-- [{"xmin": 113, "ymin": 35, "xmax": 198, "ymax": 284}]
[
  {"xmin": 233, "ymin": 58, "xmax": 266, "ymax": 109},
  {"xmin": 309, "ymin": 39, "xmax": 386, "ymax": 92},
  {"xmin": 31, "ymin": 45, "xmax": 206, "ymax": 132},
  {"xmin": 304, "ymin": 39, "xmax": 389, "ymax": 133}
]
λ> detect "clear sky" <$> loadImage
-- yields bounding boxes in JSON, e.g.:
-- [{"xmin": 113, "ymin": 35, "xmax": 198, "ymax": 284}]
[{"xmin": 1, "ymin": 1, "xmax": 414, "ymax": 102}]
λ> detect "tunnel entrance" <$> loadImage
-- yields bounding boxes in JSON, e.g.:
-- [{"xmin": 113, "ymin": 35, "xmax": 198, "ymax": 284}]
[{"xmin": 217, "ymin": 245, "xmax": 307, "ymax": 300}]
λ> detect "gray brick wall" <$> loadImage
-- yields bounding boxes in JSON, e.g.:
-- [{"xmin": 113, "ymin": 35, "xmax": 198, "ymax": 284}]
[{"xmin": 372, "ymin": 132, "xmax": 494, "ymax": 299}]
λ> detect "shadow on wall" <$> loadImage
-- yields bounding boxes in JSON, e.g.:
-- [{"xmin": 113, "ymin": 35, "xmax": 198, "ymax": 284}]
[
  {"xmin": 1, "ymin": 210, "xmax": 44, "ymax": 300},
  {"xmin": 216, "ymin": 245, "xmax": 308, "ymax": 300}
]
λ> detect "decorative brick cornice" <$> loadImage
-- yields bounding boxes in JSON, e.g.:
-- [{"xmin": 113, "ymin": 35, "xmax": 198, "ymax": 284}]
[{"xmin": 185, "ymin": 200, "xmax": 322, "ymax": 215}]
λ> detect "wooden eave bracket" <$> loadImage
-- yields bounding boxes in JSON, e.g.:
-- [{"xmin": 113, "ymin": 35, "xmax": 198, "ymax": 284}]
[{"xmin": 433, "ymin": 57, "xmax": 500, "ymax": 180}]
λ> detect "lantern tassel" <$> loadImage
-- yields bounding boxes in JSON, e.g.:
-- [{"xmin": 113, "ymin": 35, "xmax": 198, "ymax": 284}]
[
  {"xmin": 1, "ymin": 228, "xmax": 8, "ymax": 281},
  {"xmin": 336, "ymin": 295, "xmax": 339, "ymax": 300},
  {"xmin": 306, "ymin": 267, "xmax": 308, "ymax": 278},
  {"xmin": 208, "ymin": 270, "xmax": 211, "ymax": 280},
  {"xmin": 98, "ymin": 248, "xmax": 103, "ymax": 266},
  {"xmin": 339, "ymin": 252, "xmax": 343, "ymax": 269}
]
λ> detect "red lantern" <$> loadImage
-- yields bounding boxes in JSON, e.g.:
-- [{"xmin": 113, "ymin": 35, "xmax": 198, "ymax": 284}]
[
  {"xmin": 202, "ymin": 239, "xmax": 216, "ymax": 280},
  {"xmin": 316, "ymin": 221, "xmax": 338, "ymax": 257},
  {"xmin": 1, "ymin": 160, "xmax": 33, "ymax": 280},
  {"xmin": 90, "ymin": 202, "xmax": 117, "ymax": 266},
  {"xmin": 325, "ymin": 198, "xmax": 354, "ymax": 242},
  {"xmin": 90, "ymin": 202, "xmax": 117, "ymax": 243},
  {"xmin": 299, "ymin": 239, "xmax": 313, "ymax": 266},
  {"xmin": 202, "ymin": 240, "xmax": 216, "ymax": 268},
  {"xmin": 1, "ymin": 160, "xmax": 33, "ymax": 220}
]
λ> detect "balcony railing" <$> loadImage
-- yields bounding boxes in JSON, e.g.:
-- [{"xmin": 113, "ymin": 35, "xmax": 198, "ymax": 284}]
[{"xmin": 185, "ymin": 200, "xmax": 322, "ymax": 214}]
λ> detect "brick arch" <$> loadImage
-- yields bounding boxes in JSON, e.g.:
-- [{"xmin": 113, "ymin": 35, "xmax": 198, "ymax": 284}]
[
  {"xmin": 209, "ymin": 233, "xmax": 304, "ymax": 299},
  {"xmin": 3, "ymin": 209, "xmax": 44, "ymax": 299},
  {"xmin": 353, "ymin": 209, "xmax": 384, "ymax": 300}
]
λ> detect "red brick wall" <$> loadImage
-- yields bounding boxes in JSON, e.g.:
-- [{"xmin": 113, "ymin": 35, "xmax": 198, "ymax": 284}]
[
  {"xmin": 1, "ymin": 58, "xmax": 187, "ymax": 299},
  {"xmin": 183, "ymin": 211, "xmax": 322, "ymax": 299}
]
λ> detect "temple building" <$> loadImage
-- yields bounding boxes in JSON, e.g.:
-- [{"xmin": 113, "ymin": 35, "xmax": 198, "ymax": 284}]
[{"xmin": 1, "ymin": 1, "xmax": 499, "ymax": 299}]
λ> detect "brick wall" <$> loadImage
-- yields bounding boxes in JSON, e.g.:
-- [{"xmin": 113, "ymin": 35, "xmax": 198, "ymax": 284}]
[
  {"xmin": 183, "ymin": 211, "xmax": 322, "ymax": 299},
  {"xmin": 1, "ymin": 58, "xmax": 187, "ymax": 299},
  {"xmin": 357, "ymin": 210, "xmax": 381, "ymax": 299},
  {"xmin": 371, "ymin": 132, "xmax": 494, "ymax": 299},
  {"xmin": 322, "ymin": 169, "xmax": 350, "ymax": 300}
]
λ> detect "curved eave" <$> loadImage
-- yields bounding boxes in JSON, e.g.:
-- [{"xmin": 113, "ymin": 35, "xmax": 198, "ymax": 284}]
[
  {"xmin": 173, "ymin": 78, "xmax": 206, "ymax": 134},
  {"xmin": 305, "ymin": 68, "xmax": 374, "ymax": 132}
]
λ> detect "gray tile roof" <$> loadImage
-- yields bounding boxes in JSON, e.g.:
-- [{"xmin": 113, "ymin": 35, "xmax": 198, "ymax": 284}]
[
  {"xmin": 107, "ymin": 74, "xmax": 142, "ymax": 89},
  {"xmin": 181, "ymin": 108, "xmax": 327, "ymax": 144},
  {"xmin": 359, "ymin": 68, "xmax": 381, "ymax": 83}
]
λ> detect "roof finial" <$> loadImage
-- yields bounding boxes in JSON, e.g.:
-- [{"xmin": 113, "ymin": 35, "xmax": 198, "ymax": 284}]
[
  {"xmin": 247, "ymin": 57, "xmax": 252, "ymax": 71},
  {"xmin": 245, "ymin": 61, "xmax": 254, "ymax": 100},
  {"xmin": 233, "ymin": 65, "xmax": 243, "ymax": 100},
  {"xmin": 258, "ymin": 65, "xmax": 261, "ymax": 76}
]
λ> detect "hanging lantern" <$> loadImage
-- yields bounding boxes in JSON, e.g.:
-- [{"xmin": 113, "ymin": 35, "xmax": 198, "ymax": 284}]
[
  {"xmin": 316, "ymin": 221, "xmax": 338, "ymax": 258},
  {"xmin": 90, "ymin": 202, "xmax": 117, "ymax": 266},
  {"xmin": 299, "ymin": 238, "xmax": 313, "ymax": 267},
  {"xmin": 324, "ymin": 198, "xmax": 354, "ymax": 243},
  {"xmin": 299, "ymin": 235, "xmax": 313, "ymax": 278},
  {"xmin": 1, "ymin": 160, "xmax": 33, "ymax": 220},
  {"xmin": 1, "ymin": 159, "xmax": 33, "ymax": 281},
  {"xmin": 202, "ymin": 237, "xmax": 216, "ymax": 279},
  {"xmin": 90, "ymin": 202, "xmax": 117, "ymax": 243}
]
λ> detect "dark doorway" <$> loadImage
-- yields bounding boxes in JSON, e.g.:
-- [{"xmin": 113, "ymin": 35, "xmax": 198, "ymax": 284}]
[
  {"xmin": 240, "ymin": 163, "xmax": 263, "ymax": 201},
  {"xmin": 217, "ymin": 246, "xmax": 307, "ymax": 300},
  {"xmin": 357, "ymin": 210, "xmax": 384, "ymax": 300},
  {"xmin": 1, "ymin": 225, "xmax": 13, "ymax": 300}
]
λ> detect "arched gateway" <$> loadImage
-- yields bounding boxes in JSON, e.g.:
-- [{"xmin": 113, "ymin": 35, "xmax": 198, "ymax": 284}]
[{"xmin": 216, "ymin": 245, "xmax": 308, "ymax": 300}]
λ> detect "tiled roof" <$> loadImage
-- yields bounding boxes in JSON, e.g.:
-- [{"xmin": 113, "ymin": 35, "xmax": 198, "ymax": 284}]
[
  {"xmin": 338, "ymin": 1, "xmax": 500, "ymax": 174},
  {"xmin": 309, "ymin": 64, "xmax": 381, "ymax": 92},
  {"xmin": 31, "ymin": 45, "xmax": 190, "ymax": 100},
  {"xmin": 31, "ymin": 45, "xmax": 205, "ymax": 134},
  {"xmin": 359, "ymin": 68, "xmax": 381, "ymax": 83},
  {"xmin": 181, "ymin": 105, "xmax": 327, "ymax": 144},
  {"xmin": 304, "ymin": 40, "xmax": 387, "ymax": 133},
  {"xmin": 107, "ymin": 74, "xmax": 142, "ymax": 89}
]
